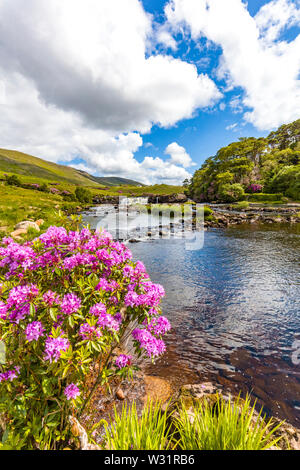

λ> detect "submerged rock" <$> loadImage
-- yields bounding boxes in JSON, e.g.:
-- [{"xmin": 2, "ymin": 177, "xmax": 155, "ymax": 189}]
[
  {"xmin": 15, "ymin": 221, "xmax": 40, "ymax": 232},
  {"xmin": 143, "ymin": 376, "xmax": 173, "ymax": 404}
]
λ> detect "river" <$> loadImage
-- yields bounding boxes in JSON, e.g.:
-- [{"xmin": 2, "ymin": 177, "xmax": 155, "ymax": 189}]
[{"xmin": 83, "ymin": 205, "xmax": 300, "ymax": 425}]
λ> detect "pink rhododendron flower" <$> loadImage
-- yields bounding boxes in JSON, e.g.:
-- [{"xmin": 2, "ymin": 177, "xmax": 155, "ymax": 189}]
[
  {"xmin": 132, "ymin": 328, "xmax": 166, "ymax": 358},
  {"xmin": 0, "ymin": 367, "xmax": 20, "ymax": 383},
  {"xmin": 25, "ymin": 321, "xmax": 45, "ymax": 342},
  {"xmin": 90, "ymin": 302, "xmax": 106, "ymax": 316},
  {"xmin": 79, "ymin": 323, "xmax": 102, "ymax": 340},
  {"xmin": 0, "ymin": 301, "xmax": 8, "ymax": 319},
  {"xmin": 145, "ymin": 316, "xmax": 171, "ymax": 337},
  {"xmin": 43, "ymin": 290, "xmax": 60, "ymax": 306},
  {"xmin": 64, "ymin": 383, "xmax": 80, "ymax": 400},
  {"xmin": 115, "ymin": 354, "xmax": 132, "ymax": 369},
  {"xmin": 60, "ymin": 293, "xmax": 81, "ymax": 315},
  {"xmin": 44, "ymin": 335, "xmax": 70, "ymax": 362}
]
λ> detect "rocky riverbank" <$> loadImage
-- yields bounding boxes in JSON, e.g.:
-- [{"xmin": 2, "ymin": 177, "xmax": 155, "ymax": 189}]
[
  {"xmin": 205, "ymin": 204, "xmax": 300, "ymax": 228},
  {"xmin": 78, "ymin": 375, "xmax": 300, "ymax": 450}
]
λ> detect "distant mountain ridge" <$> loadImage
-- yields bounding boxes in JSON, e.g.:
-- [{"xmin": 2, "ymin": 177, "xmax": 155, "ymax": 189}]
[{"xmin": 0, "ymin": 148, "xmax": 144, "ymax": 187}]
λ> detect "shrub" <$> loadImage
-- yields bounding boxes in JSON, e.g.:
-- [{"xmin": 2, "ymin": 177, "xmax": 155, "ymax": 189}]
[
  {"xmin": 75, "ymin": 187, "xmax": 92, "ymax": 204},
  {"xmin": 49, "ymin": 187, "xmax": 60, "ymax": 195},
  {"xmin": 0, "ymin": 222, "xmax": 169, "ymax": 449},
  {"xmin": 174, "ymin": 395, "xmax": 282, "ymax": 450},
  {"xmin": 218, "ymin": 183, "xmax": 245, "ymax": 203},
  {"xmin": 62, "ymin": 192, "xmax": 77, "ymax": 202},
  {"xmin": 203, "ymin": 206, "xmax": 213, "ymax": 219},
  {"xmin": 5, "ymin": 175, "xmax": 21, "ymax": 187}
]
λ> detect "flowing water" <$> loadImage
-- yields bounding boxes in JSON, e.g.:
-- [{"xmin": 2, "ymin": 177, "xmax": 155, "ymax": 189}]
[{"xmin": 83, "ymin": 206, "xmax": 300, "ymax": 425}]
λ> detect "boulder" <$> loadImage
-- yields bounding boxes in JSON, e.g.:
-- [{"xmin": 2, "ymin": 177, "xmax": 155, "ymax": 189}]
[
  {"xmin": 35, "ymin": 219, "xmax": 45, "ymax": 227},
  {"xmin": 116, "ymin": 388, "xmax": 125, "ymax": 400},
  {"xmin": 11, "ymin": 228, "xmax": 28, "ymax": 239},
  {"xmin": 14, "ymin": 221, "xmax": 40, "ymax": 232},
  {"xmin": 148, "ymin": 193, "xmax": 188, "ymax": 204}
]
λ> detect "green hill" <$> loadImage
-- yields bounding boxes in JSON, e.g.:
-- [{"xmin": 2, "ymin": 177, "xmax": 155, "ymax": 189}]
[
  {"xmin": 75, "ymin": 171, "xmax": 144, "ymax": 187},
  {"xmin": 0, "ymin": 148, "xmax": 143, "ymax": 187}
]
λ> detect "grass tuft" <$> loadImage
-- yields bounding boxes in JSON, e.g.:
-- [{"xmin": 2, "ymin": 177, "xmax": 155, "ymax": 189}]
[
  {"xmin": 174, "ymin": 394, "xmax": 283, "ymax": 450},
  {"xmin": 101, "ymin": 400, "xmax": 174, "ymax": 450}
]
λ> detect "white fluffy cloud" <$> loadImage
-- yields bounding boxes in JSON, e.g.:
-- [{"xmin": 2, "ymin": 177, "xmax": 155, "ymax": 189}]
[
  {"xmin": 140, "ymin": 156, "xmax": 192, "ymax": 185},
  {"xmin": 0, "ymin": 72, "xmax": 146, "ymax": 178},
  {"xmin": 255, "ymin": 0, "xmax": 300, "ymax": 44},
  {"xmin": 165, "ymin": 0, "xmax": 300, "ymax": 130},
  {"xmin": 165, "ymin": 142, "xmax": 195, "ymax": 167},
  {"xmin": 0, "ymin": 71, "xmax": 192, "ymax": 185},
  {"xmin": 0, "ymin": 0, "xmax": 221, "ymax": 184},
  {"xmin": 156, "ymin": 29, "xmax": 178, "ymax": 51}
]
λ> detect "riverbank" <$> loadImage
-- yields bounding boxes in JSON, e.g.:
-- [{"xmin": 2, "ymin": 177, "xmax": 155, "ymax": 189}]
[
  {"xmin": 80, "ymin": 367, "xmax": 300, "ymax": 450},
  {"xmin": 204, "ymin": 203, "xmax": 300, "ymax": 228}
]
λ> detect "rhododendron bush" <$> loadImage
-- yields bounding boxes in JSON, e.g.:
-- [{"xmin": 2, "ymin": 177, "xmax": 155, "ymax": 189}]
[{"xmin": 0, "ymin": 224, "xmax": 170, "ymax": 449}]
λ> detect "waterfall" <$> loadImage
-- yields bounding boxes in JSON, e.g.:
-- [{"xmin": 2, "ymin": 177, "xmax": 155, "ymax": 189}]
[{"xmin": 119, "ymin": 196, "xmax": 148, "ymax": 207}]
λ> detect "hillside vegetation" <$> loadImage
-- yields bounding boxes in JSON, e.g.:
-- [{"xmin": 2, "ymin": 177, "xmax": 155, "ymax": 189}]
[
  {"xmin": 0, "ymin": 148, "xmax": 143, "ymax": 187},
  {"xmin": 0, "ymin": 147, "xmax": 184, "ymax": 235},
  {"xmin": 188, "ymin": 119, "xmax": 300, "ymax": 203}
]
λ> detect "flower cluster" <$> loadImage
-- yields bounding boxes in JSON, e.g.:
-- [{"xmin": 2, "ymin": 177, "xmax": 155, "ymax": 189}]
[
  {"xmin": 144, "ymin": 316, "xmax": 171, "ymax": 337},
  {"xmin": 132, "ymin": 328, "xmax": 166, "ymax": 358},
  {"xmin": 60, "ymin": 293, "xmax": 81, "ymax": 315},
  {"xmin": 44, "ymin": 334, "xmax": 70, "ymax": 363},
  {"xmin": 25, "ymin": 321, "xmax": 45, "ymax": 342},
  {"xmin": 79, "ymin": 323, "xmax": 101, "ymax": 340},
  {"xmin": 64, "ymin": 383, "xmax": 80, "ymax": 401},
  {"xmin": 0, "ymin": 366, "xmax": 20, "ymax": 383},
  {"xmin": 247, "ymin": 183, "xmax": 263, "ymax": 193},
  {"xmin": 115, "ymin": 354, "xmax": 132, "ymax": 369}
]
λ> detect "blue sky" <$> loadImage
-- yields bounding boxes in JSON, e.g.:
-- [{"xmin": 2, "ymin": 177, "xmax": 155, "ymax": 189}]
[
  {"xmin": 134, "ymin": 0, "xmax": 300, "ymax": 171},
  {"xmin": 0, "ymin": 0, "xmax": 299, "ymax": 184}
]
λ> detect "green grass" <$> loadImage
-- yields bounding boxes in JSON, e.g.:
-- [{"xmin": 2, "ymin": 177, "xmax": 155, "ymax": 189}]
[
  {"xmin": 233, "ymin": 201, "xmax": 250, "ymax": 209},
  {"xmin": 0, "ymin": 183, "xmax": 78, "ymax": 235},
  {"xmin": 95, "ymin": 184, "xmax": 185, "ymax": 197},
  {"xmin": 0, "ymin": 148, "xmax": 101, "ymax": 187},
  {"xmin": 98, "ymin": 396, "xmax": 283, "ymax": 450},
  {"xmin": 100, "ymin": 400, "xmax": 174, "ymax": 450},
  {"xmin": 246, "ymin": 193, "xmax": 284, "ymax": 203},
  {"xmin": 174, "ymin": 395, "xmax": 283, "ymax": 450}
]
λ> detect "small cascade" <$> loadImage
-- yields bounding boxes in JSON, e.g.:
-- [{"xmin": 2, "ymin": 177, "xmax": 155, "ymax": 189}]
[{"xmin": 119, "ymin": 196, "xmax": 149, "ymax": 207}]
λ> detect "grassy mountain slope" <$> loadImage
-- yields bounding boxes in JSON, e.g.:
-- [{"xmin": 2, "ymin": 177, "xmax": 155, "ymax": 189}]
[
  {"xmin": 75, "ymin": 170, "xmax": 144, "ymax": 187},
  {"xmin": 0, "ymin": 148, "xmax": 143, "ymax": 187}
]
